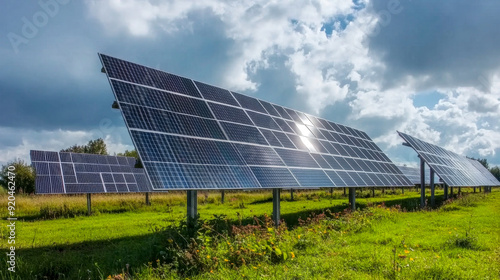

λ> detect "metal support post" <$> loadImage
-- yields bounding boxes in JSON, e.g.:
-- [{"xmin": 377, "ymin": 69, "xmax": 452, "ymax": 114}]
[
  {"xmin": 402, "ymin": 187, "xmax": 404, "ymax": 194},
  {"xmin": 474, "ymin": 187, "xmax": 476, "ymax": 193},
  {"xmin": 221, "ymin": 190, "xmax": 225, "ymax": 204},
  {"xmin": 372, "ymin": 187, "xmax": 375, "ymax": 197},
  {"xmin": 444, "ymin": 183, "xmax": 448, "ymax": 200},
  {"xmin": 87, "ymin": 193, "xmax": 92, "ymax": 216},
  {"xmin": 458, "ymin": 187, "xmax": 461, "ymax": 195},
  {"xmin": 145, "ymin": 192, "xmax": 151, "ymax": 205},
  {"xmin": 420, "ymin": 156, "xmax": 426, "ymax": 208},
  {"xmin": 272, "ymin": 189, "xmax": 281, "ymax": 226},
  {"xmin": 349, "ymin": 187, "xmax": 356, "ymax": 211},
  {"xmin": 291, "ymin": 189, "xmax": 294, "ymax": 201},
  {"xmin": 343, "ymin": 187, "xmax": 346, "ymax": 196},
  {"xmin": 450, "ymin": 187, "xmax": 453, "ymax": 197},
  {"xmin": 430, "ymin": 169, "xmax": 435, "ymax": 207},
  {"xmin": 187, "ymin": 190, "xmax": 198, "ymax": 225}
]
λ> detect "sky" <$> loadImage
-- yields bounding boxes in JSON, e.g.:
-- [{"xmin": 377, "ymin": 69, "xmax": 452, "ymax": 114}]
[{"xmin": 1, "ymin": 0, "xmax": 500, "ymax": 169}]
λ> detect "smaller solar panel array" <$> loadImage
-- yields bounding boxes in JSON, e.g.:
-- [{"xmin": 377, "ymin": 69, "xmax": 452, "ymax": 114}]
[
  {"xmin": 396, "ymin": 165, "xmax": 440, "ymax": 185},
  {"xmin": 398, "ymin": 132, "xmax": 500, "ymax": 187},
  {"xmin": 30, "ymin": 150, "xmax": 153, "ymax": 194}
]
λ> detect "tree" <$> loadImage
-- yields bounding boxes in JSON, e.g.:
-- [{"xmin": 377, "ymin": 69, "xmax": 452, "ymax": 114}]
[
  {"xmin": 117, "ymin": 149, "xmax": 143, "ymax": 168},
  {"xmin": 0, "ymin": 159, "xmax": 35, "ymax": 194},
  {"xmin": 490, "ymin": 166, "xmax": 500, "ymax": 181},
  {"xmin": 61, "ymin": 138, "xmax": 108, "ymax": 155},
  {"xmin": 117, "ymin": 149, "xmax": 138, "ymax": 158}
]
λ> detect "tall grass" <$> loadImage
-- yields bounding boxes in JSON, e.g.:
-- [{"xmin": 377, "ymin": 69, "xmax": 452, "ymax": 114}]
[{"xmin": 0, "ymin": 188, "xmax": 498, "ymax": 279}]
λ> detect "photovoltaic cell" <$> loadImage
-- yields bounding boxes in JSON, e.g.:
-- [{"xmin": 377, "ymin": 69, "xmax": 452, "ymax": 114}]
[
  {"xmin": 195, "ymin": 81, "xmax": 239, "ymax": 106},
  {"xmin": 231, "ymin": 92, "xmax": 267, "ymax": 113},
  {"xmin": 290, "ymin": 169, "xmax": 334, "ymax": 187},
  {"xmin": 398, "ymin": 131, "xmax": 500, "ymax": 187},
  {"xmin": 30, "ymin": 150, "xmax": 154, "ymax": 194},
  {"xmin": 208, "ymin": 102, "xmax": 253, "ymax": 125},
  {"xmin": 99, "ymin": 53, "xmax": 413, "ymax": 190}
]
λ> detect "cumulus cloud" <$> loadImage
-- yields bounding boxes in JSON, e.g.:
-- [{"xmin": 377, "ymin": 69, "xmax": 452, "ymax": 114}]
[{"xmin": 84, "ymin": 0, "xmax": 500, "ymax": 166}]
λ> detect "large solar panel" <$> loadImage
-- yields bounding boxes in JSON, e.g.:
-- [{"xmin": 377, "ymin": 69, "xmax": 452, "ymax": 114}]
[
  {"xmin": 99, "ymin": 54, "xmax": 412, "ymax": 190},
  {"xmin": 30, "ymin": 150, "xmax": 154, "ymax": 194},
  {"xmin": 396, "ymin": 165, "xmax": 440, "ymax": 185},
  {"xmin": 398, "ymin": 132, "xmax": 500, "ymax": 187}
]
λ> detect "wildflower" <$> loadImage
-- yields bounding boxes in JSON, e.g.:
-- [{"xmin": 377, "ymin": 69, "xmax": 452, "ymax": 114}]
[
  {"xmin": 224, "ymin": 259, "xmax": 229, "ymax": 262},
  {"xmin": 404, "ymin": 250, "xmax": 410, "ymax": 254},
  {"xmin": 410, "ymin": 258, "xmax": 414, "ymax": 261},
  {"xmin": 449, "ymin": 232, "xmax": 452, "ymax": 234},
  {"xmin": 436, "ymin": 255, "xmax": 440, "ymax": 258},
  {"xmin": 298, "ymin": 235, "xmax": 301, "ymax": 239},
  {"xmin": 210, "ymin": 270, "xmax": 214, "ymax": 273},
  {"xmin": 323, "ymin": 230, "xmax": 327, "ymax": 234},
  {"xmin": 207, "ymin": 255, "xmax": 210, "ymax": 259},
  {"xmin": 454, "ymin": 228, "xmax": 457, "ymax": 230},
  {"xmin": 404, "ymin": 244, "xmax": 407, "ymax": 248},
  {"xmin": 291, "ymin": 252, "xmax": 295, "ymax": 258},
  {"xmin": 253, "ymin": 266, "xmax": 257, "ymax": 269}
]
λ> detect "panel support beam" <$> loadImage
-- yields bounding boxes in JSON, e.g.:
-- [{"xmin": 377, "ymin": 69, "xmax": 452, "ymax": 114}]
[
  {"xmin": 87, "ymin": 193, "xmax": 92, "ymax": 216},
  {"xmin": 221, "ymin": 190, "xmax": 225, "ymax": 204},
  {"xmin": 145, "ymin": 192, "xmax": 151, "ymax": 206},
  {"xmin": 349, "ymin": 187, "xmax": 356, "ymax": 211},
  {"xmin": 420, "ymin": 156, "xmax": 426, "ymax": 208},
  {"xmin": 430, "ymin": 169, "xmax": 435, "ymax": 207},
  {"xmin": 272, "ymin": 188, "xmax": 281, "ymax": 226},
  {"xmin": 291, "ymin": 189, "xmax": 295, "ymax": 201},
  {"xmin": 187, "ymin": 190, "xmax": 198, "ymax": 226},
  {"xmin": 444, "ymin": 183, "xmax": 448, "ymax": 200}
]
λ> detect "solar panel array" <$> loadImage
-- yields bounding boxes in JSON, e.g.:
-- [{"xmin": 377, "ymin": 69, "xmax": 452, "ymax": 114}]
[
  {"xmin": 398, "ymin": 132, "xmax": 500, "ymax": 187},
  {"xmin": 30, "ymin": 150, "xmax": 153, "ymax": 194},
  {"xmin": 99, "ymin": 54, "xmax": 413, "ymax": 190},
  {"xmin": 467, "ymin": 158, "xmax": 500, "ymax": 186},
  {"xmin": 396, "ymin": 165, "xmax": 440, "ymax": 185}
]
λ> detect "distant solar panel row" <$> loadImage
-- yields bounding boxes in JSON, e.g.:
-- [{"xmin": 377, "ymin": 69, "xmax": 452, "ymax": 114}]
[
  {"xmin": 30, "ymin": 150, "xmax": 153, "ymax": 194},
  {"xmin": 398, "ymin": 132, "xmax": 500, "ymax": 187},
  {"xmin": 100, "ymin": 54, "xmax": 413, "ymax": 190},
  {"xmin": 396, "ymin": 165, "xmax": 440, "ymax": 185}
]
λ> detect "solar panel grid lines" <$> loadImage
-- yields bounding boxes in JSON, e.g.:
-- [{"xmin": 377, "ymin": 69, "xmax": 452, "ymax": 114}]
[
  {"xmin": 99, "ymin": 53, "xmax": 413, "ymax": 190},
  {"xmin": 467, "ymin": 158, "xmax": 500, "ymax": 186},
  {"xmin": 396, "ymin": 165, "xmax": 439, "ymax": 185},
  {"xmin": 30, "ymin": 150, "xmax": 154, "ymax": 194},
  {"xmin": 398, "ymin": 131, "xmax": 500, "ymax": 187}
]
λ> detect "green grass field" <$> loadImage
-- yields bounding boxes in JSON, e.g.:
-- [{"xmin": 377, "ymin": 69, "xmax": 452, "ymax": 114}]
[{"xmin": 0, "ymin": 188, "xmax": 499, "ymax": 279}]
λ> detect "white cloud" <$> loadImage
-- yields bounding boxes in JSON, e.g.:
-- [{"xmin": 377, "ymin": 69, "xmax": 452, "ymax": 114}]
[{"xmin": 85, "ymin": 0, "xmax": 500, "ymax": 166}]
